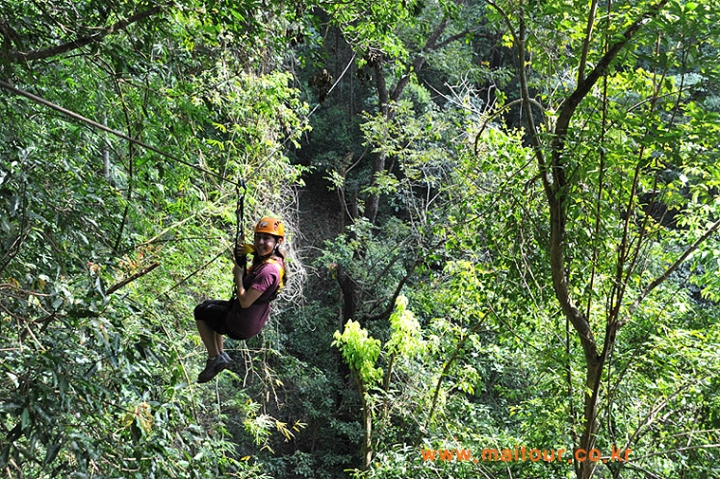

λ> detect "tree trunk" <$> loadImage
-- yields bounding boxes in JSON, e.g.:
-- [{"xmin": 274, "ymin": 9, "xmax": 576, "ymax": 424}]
[
  {"xmin": 362, "ymin": 394, "xmax": 373, "ymax": 470},
  {"xmin": 578, "ymin": 360, "xmax": 602, "ymax": 479},
  {"xmin": 335, "ymin": 264, "xmax": 358, "ymax": 324}
]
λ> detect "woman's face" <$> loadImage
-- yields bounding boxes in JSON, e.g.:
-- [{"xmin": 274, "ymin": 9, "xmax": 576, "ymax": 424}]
[{"xmin": 254, "ymin": 233, "xmax": 279, "ymax": 257}]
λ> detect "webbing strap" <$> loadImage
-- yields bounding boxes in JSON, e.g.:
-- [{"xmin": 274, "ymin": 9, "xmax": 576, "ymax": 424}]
[
  {"xmin": 231, "ymin": 180, "xmax": 247, "ymax": 299},
  {"xmin": 234, "ymin": 180, "xmax": 247, "ymax": 262},
  {"xmin": 253, "ymin": 259, "xmax": 284, "ymax": 304}
]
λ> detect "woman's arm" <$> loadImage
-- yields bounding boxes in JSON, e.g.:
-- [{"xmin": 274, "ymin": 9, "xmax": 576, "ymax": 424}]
[{"xmin": 233, "ymin": 264, "xmax": 263, "ymax": 308}]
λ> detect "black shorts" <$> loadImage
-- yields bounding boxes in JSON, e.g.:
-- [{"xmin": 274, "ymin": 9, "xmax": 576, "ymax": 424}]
[
  {"xmin": 194, "ymin": 299, "xmax": 268, "ymax": 340},
  {"xmin": 194, "ymin": 299, "xmax": 234, "ymax": 336}
]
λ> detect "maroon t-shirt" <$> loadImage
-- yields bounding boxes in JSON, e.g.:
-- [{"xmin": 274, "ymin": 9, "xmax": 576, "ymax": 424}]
[{"xmin": 225, "ymin": 259, "xmax": 282, "ymax": 340}]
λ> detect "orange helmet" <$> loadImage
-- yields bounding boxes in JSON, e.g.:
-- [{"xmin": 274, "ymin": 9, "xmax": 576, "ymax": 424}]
[{"xmin": 254, "ymin": 217, "xmax": 285, "ymax": 238}]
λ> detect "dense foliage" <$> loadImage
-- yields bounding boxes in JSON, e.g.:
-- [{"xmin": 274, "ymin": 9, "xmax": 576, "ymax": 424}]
[{"xmin": 1, "ymin": 0, "xmax": 719, "ymax": 478}]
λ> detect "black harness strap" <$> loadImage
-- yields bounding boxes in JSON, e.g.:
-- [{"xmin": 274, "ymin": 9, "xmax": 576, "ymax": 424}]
[
  {"xmin": 232, "ymin": 180, "xmax": 246, "ymax": 299},
  {"xmin": 234, "ymin": 180, "xmax": 247, "ymax": 262}
]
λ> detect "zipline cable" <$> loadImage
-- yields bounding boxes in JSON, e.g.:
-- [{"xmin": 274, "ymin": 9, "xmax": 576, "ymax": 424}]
[
  {"xmin": 0, "ymin": 78, "xmax": 241, "ymax": 188},
  {"xmin": 259, "ymin": 52, "xmax": 357, "ymax": 163},
  {"xmin": 1, "ymin": 50, "xmax": 358, "ymax": 186}
]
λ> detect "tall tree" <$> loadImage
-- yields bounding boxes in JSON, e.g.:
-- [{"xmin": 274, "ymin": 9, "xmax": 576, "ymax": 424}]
[{"xmin": 484, "ymin": 0, "xmax": 720, "ymax": 476}]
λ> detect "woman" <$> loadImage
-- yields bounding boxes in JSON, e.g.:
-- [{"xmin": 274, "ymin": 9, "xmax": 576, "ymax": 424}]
[{"xmin": 194, "ymin": 216, "xmax": 285, "ymax": 383}]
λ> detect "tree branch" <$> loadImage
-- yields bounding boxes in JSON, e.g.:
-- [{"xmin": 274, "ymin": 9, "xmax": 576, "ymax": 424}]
[
  {"xmin": 362, "ymin": 256, "xmax": 421, "ymax": 322},
  {"xmin": 433, "ymin": 29, "xmax": 470, "ymax": 50},
  {"xmin": 626, "ymin": 217, "xmax": 720, "ymax": 319},
  {"xmin": 390, "ymin": 17, "xmax": 450, "ymax": 103},
  {"xmin": 555, "ymin": 0, "xmax": 669, "ymax": 141},
  {"xmin": 577, "ymin": 0, "xmax": 600, "ymax": 83},
  {"xmin": 485, "ymin": 0, "xmax": 551, "ymax": 196},
  {"xmin": 413, "ymin": 315, "xmax": 487, "ymax": 446},
  {"xmin": 106, "ymin": 262, "xmax": 160, "ymax": 295},
  {"xmin": 6, "ymin": 4, "xmax": 168, "ymax": 62}
]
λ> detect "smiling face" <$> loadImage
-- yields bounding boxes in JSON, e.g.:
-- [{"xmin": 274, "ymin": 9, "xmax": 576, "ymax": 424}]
[{"xmin": 254, "ymin": 232, "xmax": 280, "ymax": 257}]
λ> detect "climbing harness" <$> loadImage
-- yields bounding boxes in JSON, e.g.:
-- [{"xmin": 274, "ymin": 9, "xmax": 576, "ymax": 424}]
[{"xmin": 233, "ymin": 216, "xmax": 286, "ymax": 303}]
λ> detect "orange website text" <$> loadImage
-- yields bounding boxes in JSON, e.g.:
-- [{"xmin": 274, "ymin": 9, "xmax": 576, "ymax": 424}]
[{"xmin": 420, "ymin": 446, "xmax": 631, "ymax": 464}]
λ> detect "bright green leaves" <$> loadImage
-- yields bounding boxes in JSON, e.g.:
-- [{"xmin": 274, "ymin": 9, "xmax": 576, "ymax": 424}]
[
  {"xmin": 333, "ymin": 319, "xmax": 383, "ymax": 389},
  {"xmin": 386, "ymin": 295, "xmax": 425, "ymax": 358},
  {"xmin": 332, "ymin": 295, "xmax": 426, "ymax": 390}
]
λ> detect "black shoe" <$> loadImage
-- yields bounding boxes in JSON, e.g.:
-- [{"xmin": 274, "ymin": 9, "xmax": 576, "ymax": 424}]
[{"xmin": 197, "ymin": 355, "xmax": 230, "ymax": 383}]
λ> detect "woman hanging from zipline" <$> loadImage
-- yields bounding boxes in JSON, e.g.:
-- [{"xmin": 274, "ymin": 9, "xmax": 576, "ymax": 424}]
[{"xmin": 194, "ymin": 216, "xmax": 285, "ymax": 383}]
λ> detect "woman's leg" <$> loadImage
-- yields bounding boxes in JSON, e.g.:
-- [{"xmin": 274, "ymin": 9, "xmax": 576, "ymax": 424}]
[
  {"xmin": 194, "ymin": 301, "xmax": 232, "ymax": 383},
  {"xmin": 195, "ymin": 321, "xmax": 229, "ymax": 383},
  {"xmin": 194, "ymin": 300, "xmax": 231, "ymax": 358},
  {"xmin": 216, "ymin": 333, "xmax": 224, "ymax": 356},
  {"xmin": 196, "ymin": 319, "xmax": 220, "ymax": 358}
]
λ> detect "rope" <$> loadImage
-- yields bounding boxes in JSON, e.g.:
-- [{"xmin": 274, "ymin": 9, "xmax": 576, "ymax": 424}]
[
  {"xmin": 261, "ymin": 52, "xmax": 357, "ymax": 163},
  {"xmin": 0, "ymin": 79, "xmax": 242, "ymax": 188}
]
